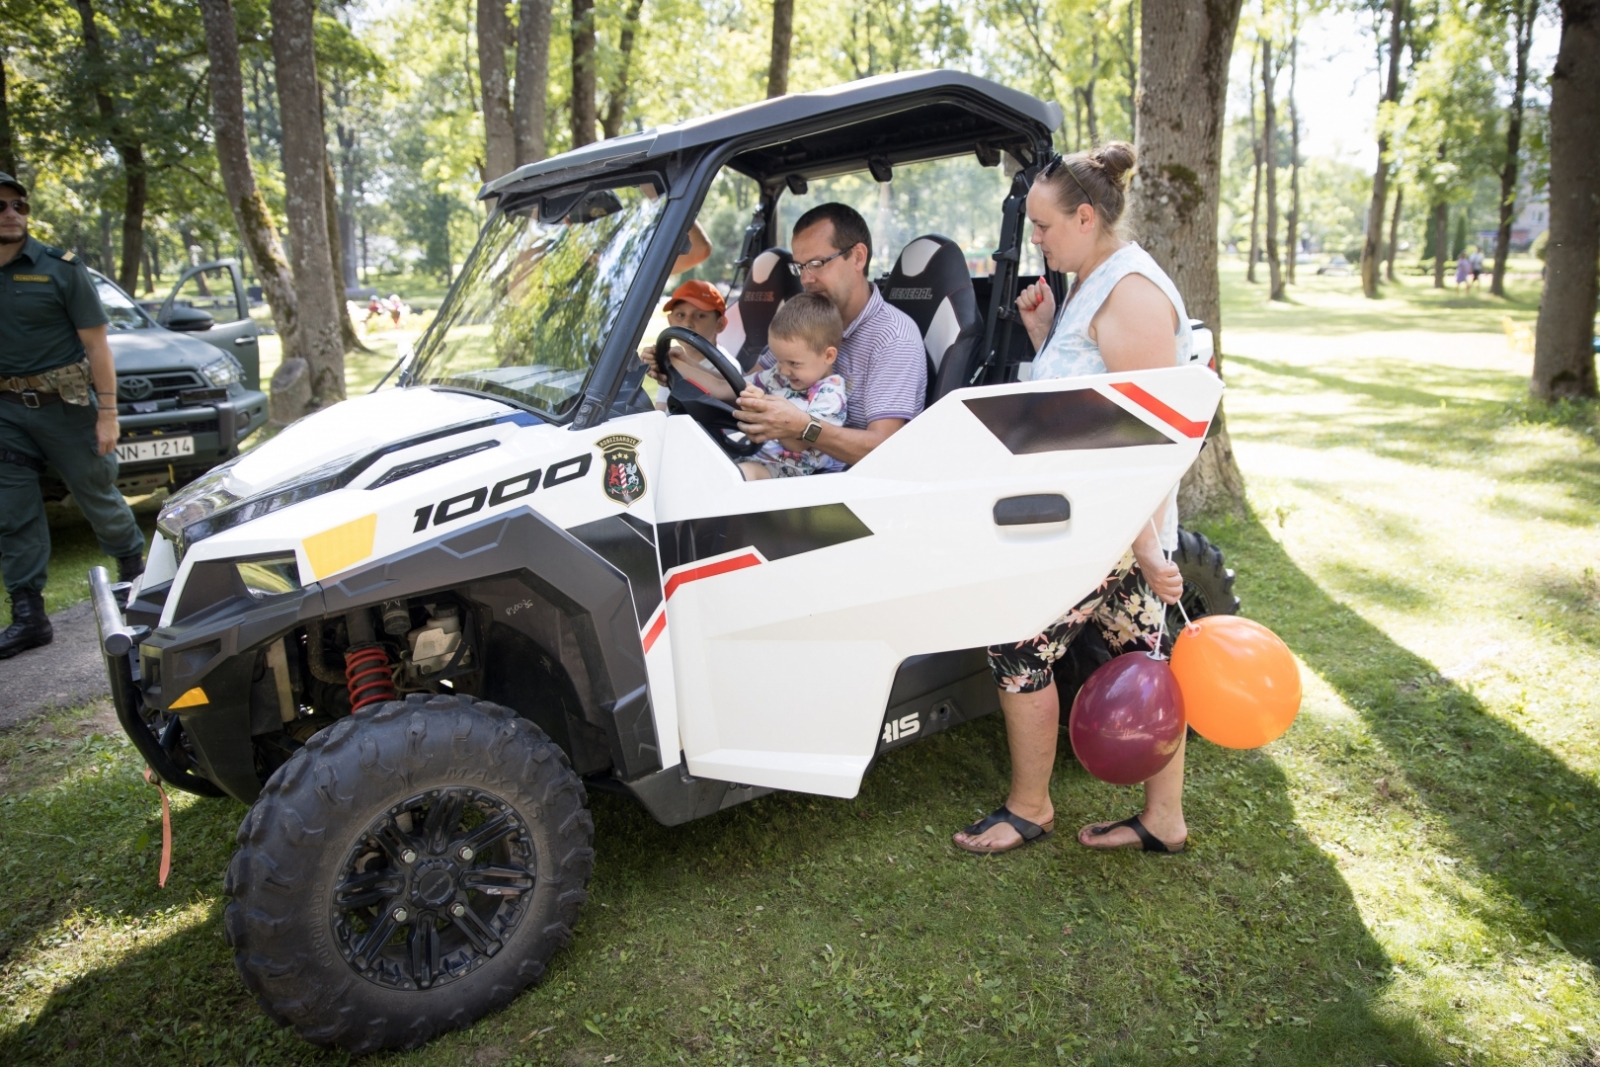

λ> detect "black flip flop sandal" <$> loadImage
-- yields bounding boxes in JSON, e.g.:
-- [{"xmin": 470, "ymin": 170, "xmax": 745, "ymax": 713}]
[
  {"xmin": 1081, "ymin": 814, "xmax": 1186, "ymax": 854},
  {"xmin": 953, "ymin": 805, "xmax": 1054, "ymax": 855}
]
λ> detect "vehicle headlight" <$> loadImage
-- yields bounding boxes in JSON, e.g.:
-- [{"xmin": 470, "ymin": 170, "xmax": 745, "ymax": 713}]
[
  {"xmin": 236, "ymin": 556, "xmax": 303, "ymax": 599},
  {"xmin": 158, "ymin": 452, "xmax": 362, "ymax": 553},
  {"xmin": 157, "ymin": 464, "xmax": 240, "ymax": 544},
  {"xmin": 201, "ymin": 354, "xmax": 244, "ymax": 388}
]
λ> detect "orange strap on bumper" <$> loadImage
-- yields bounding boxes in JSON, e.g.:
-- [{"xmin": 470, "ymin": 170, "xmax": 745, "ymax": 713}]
[{"xmin": 143, "ymin": 766, "xmax": 172, "ymax": 888}]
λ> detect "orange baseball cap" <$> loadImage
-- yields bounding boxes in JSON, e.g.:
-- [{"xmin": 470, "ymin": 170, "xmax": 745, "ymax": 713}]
[{"xmin": 663, "ymin": 279, "xmax": 726, "ymax": 316}]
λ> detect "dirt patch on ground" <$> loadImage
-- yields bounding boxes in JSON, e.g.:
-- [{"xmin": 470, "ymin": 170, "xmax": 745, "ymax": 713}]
[{"xmin": 0, "ymin": 699, "xmax": 122, "ymax": 797}]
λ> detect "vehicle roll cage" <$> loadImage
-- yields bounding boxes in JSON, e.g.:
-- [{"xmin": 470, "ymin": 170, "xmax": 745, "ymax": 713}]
[{"xmin": 471, "ymin": 71, "xmax": 1063, "ymax": 432}]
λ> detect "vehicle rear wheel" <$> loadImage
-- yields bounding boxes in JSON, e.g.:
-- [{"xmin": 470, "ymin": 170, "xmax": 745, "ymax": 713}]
[
  {"xmin": 1166, "ymin": 527, "xmax": 1240, "ymax": 647},
  {"xmin": 223, "ymin": 694, "xmax": 593, "ymax": 1054}
]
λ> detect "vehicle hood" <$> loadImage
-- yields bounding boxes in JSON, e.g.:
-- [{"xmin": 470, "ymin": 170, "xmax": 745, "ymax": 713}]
[
  {"xmin": 108, "ymin": 327, "xmax": 226, "ymax": 370},
  {"xmin": 224, "ymin": 387, "xmax": 517, "ymax": 497}
]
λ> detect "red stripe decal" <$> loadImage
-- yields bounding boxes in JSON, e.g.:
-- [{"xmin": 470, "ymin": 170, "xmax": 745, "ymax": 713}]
[
  {"xmin": 662, "ymin": 552, "xmax": 763, "ymax": 600},
  {"xmin": 641, "ymin": 609, "xmax": 667, "ymax": 653},
  {"xmin": 1108, "ymin": 382, "xmax": 1208, "ymax": 439}
]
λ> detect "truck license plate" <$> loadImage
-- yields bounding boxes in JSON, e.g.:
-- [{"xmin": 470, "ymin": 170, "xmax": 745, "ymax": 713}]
[{"xmin": 116, "ymin": 436, "xmax": 195, "ymax": 463}]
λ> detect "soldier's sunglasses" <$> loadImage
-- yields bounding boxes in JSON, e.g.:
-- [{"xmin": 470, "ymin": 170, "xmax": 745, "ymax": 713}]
[{"xmin": 0, "ymin": 199, "xmax": 30, "ymax": 216}]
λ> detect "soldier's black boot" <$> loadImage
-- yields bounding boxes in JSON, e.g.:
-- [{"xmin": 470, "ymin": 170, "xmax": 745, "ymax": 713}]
[
  {"xmin": 116, "ymin": 552, "xmax": 145, "ymax": 583},
  {"xmin": 0, "ymin": 591, "xmax": 53, "ymax": 659}
]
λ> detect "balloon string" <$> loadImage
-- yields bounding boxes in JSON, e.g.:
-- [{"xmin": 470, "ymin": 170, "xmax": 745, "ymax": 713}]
[{"xmin": 1147, "ymin": 517, "xmax": 1172, "ymax": 660}]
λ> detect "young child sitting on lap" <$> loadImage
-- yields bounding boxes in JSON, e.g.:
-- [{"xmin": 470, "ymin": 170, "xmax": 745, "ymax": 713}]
[{"xmin": 739, "ymin": 293, "xmax": 848, "ymax": 481}]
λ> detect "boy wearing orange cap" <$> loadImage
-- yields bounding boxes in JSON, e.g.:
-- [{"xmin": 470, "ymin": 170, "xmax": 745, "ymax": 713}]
[{"xmin": 640, "ymin": 280, "xmax": 735, "ymax": 396}]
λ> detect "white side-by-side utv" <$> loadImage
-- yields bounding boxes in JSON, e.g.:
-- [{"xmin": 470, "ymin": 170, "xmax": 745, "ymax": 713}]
[{"xmin": 92, "ymin": 70, "xmax": 1232, "ymax": 1052}]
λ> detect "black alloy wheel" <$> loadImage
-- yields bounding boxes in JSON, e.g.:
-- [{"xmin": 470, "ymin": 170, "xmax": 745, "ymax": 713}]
[{"xmin": 333, "ymin": 786, "xmax": 538, "ymax": 991}]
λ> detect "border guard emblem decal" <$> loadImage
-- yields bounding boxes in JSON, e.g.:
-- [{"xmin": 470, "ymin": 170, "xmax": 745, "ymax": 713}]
[{"xmin": 597, "ymin": 434, "xmax": 646, "ymax": 506}]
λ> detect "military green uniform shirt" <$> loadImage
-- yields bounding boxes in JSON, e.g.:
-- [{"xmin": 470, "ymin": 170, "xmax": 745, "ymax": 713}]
[
  {"xmin": 0, "ymin": 236, "xmax": 142, "ymax": 596},
  {"xmin": 0, "ymin": 237, "xmax": 109, "ymax": 377}
]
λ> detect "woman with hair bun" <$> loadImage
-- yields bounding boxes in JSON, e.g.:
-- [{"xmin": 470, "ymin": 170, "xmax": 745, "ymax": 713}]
[{"xmin": 953, "ymin": 141, "xmax": 1197, "ymax": 856}]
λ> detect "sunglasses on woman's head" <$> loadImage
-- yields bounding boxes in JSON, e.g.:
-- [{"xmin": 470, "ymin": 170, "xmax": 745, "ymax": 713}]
[
  {"xmin": 1040, "ymin": 155, "xmax": 1096, "ymax": 217},
  {"xmin": 0, "ymin": 198, "xmax": 30, "ymax": 216}
]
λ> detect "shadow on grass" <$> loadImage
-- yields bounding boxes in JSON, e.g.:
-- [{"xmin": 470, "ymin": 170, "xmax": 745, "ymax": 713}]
[
  {"xmin": 4, "ymin": 704, "xmax": 1445, "ymax": 1064},
  {"xmin": 1207, "ymin": 512, "xmax": 1600, "ymax": 966}
]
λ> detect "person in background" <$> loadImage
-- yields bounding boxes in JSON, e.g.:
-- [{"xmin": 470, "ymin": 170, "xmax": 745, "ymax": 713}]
[{"xmin": 0, "ymin": 171, "xmax": 145, "ymax": 659}]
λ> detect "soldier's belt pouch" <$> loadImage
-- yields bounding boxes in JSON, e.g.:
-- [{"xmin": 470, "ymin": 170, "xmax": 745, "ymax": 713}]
[
  {"xmin": 0, "ymin": 358, "xmax": 94, "ymax": 406},
  {"xmin": 39, "ymin": 358, "xmax": 94, "ymax": 406}
]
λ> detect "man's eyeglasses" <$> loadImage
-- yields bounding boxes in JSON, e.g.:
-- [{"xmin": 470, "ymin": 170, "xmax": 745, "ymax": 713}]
[
  {"xmin": 788, "ymin": 248, "xmax": 847, "ymax": 277},
  {"xmin": 1041, "ymin": 154, "xmax": 1096, "ymax": 217},
  {"xmin": 0, "ymin": 199, "xmax": 30, "ymax": 217}
]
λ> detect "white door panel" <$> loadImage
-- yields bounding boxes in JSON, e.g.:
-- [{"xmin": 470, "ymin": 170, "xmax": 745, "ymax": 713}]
[{"xmin": 658, "ymin": 365, "xmax": 1222, "ymax": 796}]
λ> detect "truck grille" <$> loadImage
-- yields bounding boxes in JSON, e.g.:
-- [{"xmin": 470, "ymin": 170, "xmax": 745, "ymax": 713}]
[{"xmin": 117, "ymin": 370, "xmax": 208, "ymax": 403}]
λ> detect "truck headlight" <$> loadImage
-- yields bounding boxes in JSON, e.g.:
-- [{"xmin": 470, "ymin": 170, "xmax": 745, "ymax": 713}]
[{"xmin": 201, "ymin": 354, "xmax": 244, "ymax": 388}]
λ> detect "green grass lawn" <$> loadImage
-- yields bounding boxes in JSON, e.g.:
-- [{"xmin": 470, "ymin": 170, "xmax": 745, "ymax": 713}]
[{"xmin": 1, "ymin": 263, "xmax": 1596, "ymax": 1066}]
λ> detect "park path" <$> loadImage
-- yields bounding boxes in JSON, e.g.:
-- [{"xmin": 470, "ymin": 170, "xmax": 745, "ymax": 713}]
[{"xmin": 0, "ymin": 601, "xmax": 110, "ymax": 731}]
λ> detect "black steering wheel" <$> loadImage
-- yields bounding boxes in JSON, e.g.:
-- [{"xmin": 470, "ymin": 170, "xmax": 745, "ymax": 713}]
[{"xmin": 653, "ymin": 326, "xmax": 762, "ymax": 458}]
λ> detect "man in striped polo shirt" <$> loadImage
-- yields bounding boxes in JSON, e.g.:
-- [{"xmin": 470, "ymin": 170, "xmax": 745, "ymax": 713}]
[{"xmin": 734, "ymin": 203, "xmax": 926, "ymax": 465}]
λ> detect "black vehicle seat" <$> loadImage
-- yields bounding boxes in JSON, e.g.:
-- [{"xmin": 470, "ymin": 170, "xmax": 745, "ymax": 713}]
[
  {"xmin": 720, "ymin": 248, "xmax": 802, "ymax": 371},
  {"xmin": 881, "ymin": 235, "xmax": 984, "ymax": 406}
]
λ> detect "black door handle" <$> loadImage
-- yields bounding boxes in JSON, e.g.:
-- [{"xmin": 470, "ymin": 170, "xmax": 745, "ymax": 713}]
[{"xmin": 993, "ymin": 494, "xmax": 1071, "ymax": 525}]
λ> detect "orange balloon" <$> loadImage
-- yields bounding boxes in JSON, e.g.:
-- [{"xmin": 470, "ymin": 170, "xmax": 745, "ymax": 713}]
[{"xmin": 1169, "ymin": 615, "xmax": 1301, "ymax": 749}]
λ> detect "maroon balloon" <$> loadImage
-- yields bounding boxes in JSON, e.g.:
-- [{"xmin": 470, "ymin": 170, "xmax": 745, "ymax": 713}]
[{"xmin": 1068, "ymin": 653, "xmax": 1187, "ymax": 786}]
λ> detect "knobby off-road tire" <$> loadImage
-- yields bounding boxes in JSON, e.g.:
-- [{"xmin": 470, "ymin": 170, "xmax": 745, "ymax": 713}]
[
  {"xmin": 223, "ymin": 694, "xmax": 593, "ymax": 1054},
  {"xmin": 1167, "ymin": 527, "xmax": 1240, "ymax": 647}
]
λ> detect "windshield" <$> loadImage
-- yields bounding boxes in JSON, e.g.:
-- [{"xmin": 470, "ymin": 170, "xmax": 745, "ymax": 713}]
[
  {"xmin": 94, "ymin": 277, "xmax": 152, "ymax": 331},
  {"xmin": 406, "ymin": 183, "xmax": 665, "ymax": 417}
]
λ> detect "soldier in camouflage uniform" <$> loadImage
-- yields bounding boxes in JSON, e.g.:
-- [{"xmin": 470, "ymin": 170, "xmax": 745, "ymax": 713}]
[{"xmin": 0, "ymin": 172, "xmax": 144, "ymax": 659}]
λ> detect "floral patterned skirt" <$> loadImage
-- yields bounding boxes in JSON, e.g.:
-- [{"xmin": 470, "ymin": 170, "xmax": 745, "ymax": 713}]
[{"xmin": 987, "ymin": 552, "xmax": 1165, "ymax": 694}]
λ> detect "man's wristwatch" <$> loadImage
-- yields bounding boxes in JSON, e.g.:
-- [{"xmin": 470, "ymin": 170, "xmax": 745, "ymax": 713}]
[{"xmin": 800, "ymin": 419, "xmax": 823, "ymax": 444}]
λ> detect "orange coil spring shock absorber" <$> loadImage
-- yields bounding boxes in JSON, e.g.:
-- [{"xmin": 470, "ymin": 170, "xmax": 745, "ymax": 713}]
[{"xmin": 344, "ymin": 645, "xmax": 397, "ymax": 713}]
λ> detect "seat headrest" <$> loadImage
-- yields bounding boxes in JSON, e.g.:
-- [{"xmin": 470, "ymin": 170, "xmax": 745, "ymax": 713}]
[
  {"xmin": 724, "ymin": 247, "xmax": 803, "ymax": 370},
  {"xmin": 883, "ymin": 235, "xmax": 981, "ymax": 374}
]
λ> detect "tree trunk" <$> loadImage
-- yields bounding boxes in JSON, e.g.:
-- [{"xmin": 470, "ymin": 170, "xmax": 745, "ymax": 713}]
[
  {"xmin": 1385, "ymin": 183, "xmax": 1401, "ymax": 282},
  {"xmin": 1262, "ymin": 39, "xmax": 1284, "ymax": 301},
  {"xmin": 1246, "ymin": 47, "xmax": 1260, "ymax": 283},
  {"xmin": 768, "ymin": 0, "xmax": 794, "ymax": 98},
  {"xmin": 1432, "ymin": 201, "xmax": 1447, "ymax": 288},
  {"xmin": 477, "ymin": 0, "xmax": 516, "ymax": 180},
  {"xmin": 140, "ymin": 241, "xmax": 154, "ymax": 294},
  {"xmin": 324, "ymin": 152, "xmax": 366, "ymax": 353},
  {"xmin": 335, "ymin": 122, "xmax": 359, "ymax": 289},
  {"xmin": 570, "ymin": 0, "xmax": 597, "ymax": 148},
  {"xmin": 1360, "ymin": 0, "xmax": 1404, "ymax": 298},
  {"xmin": 1531, "ymin": 0, "xmax": 1600, "ymax": 399},
  {"xmin": 600, "ymin": 0, "xmax": 645, "ymax": 140},
  {"xmin": 73, "ymin": 0, "xmax": 145, "ymax": 294},
  {"xmin": 1131, "ymin": 0, "xmax": 1248, "ymax": 518},
  {"xmin": 515, "ymin": 0, "xmax": 552, "ymax": 164},
  {"xmin": 1492, "ymin": 0, "xmax": 1536, "ymax": 298},
  {"xmin": 270, "ymin": 0, "xmax": 344, "ymax": 421},
  {"xmin": 1285, "ymin": 36, "xmax": 1300, "ymax": 286},
  {"xmin": 198, "ymin": 0, "xmax": 298, "ymax": 366},
  {"xmin": 0, "ymin": 48, "xmax": 15, "ymax": 175}
]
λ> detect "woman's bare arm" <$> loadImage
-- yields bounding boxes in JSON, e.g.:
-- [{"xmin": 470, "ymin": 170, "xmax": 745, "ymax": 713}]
[{"xmin": 1090, "ymin": 273, "xmax": 1179, "ymax": 373}]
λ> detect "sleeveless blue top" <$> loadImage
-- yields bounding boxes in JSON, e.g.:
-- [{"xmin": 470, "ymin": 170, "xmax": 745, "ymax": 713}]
[{"xmin": 1033, "ymin": 242, "xmax": 1191, "ymax": 549}]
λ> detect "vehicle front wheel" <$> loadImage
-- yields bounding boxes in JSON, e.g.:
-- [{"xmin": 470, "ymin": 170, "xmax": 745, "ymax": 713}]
[{"xmin": 223, "ymin": 694, "xmax": 593, "ymax": 1054}]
